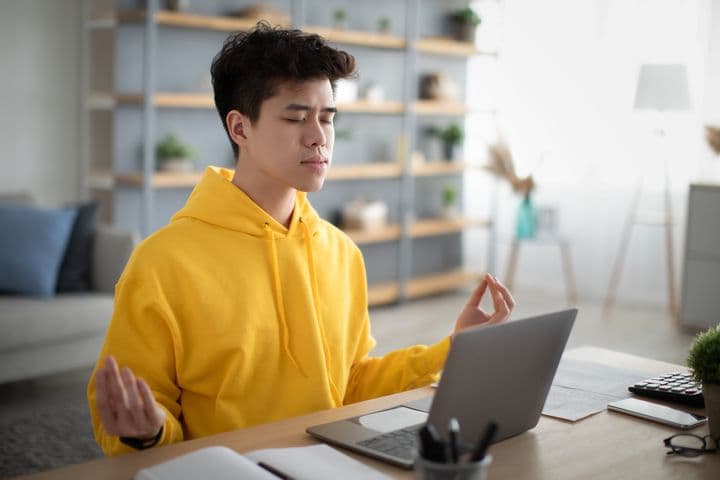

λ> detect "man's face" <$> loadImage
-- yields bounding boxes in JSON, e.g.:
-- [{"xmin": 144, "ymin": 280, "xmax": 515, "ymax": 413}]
[{"xmin": 238, "ymin": 78, "xmax": 335, "ymax": 193}]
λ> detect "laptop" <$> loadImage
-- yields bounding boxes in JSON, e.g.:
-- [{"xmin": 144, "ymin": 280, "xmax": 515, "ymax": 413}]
[{"xmin": 307, "ymin": 309, "xmax": 577, "ymax": 469}]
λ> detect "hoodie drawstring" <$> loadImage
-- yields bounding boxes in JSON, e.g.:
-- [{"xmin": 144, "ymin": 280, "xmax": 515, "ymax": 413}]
[
  {"xmin": 300, "ymin": 218, "xmax": 343, "ymax": 406},
  {"xmin": 264, "ymin": 223, "xmax": 305, "ymax": 377}
]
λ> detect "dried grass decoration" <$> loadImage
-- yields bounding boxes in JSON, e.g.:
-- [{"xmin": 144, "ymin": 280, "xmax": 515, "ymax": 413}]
[
  {"xmin": 706, "ymin": 125, "xmax": 720, "ymax": 155},
  {"xmin": 486, "ymin": 138, "xmax": 535, "ymax": 196}
]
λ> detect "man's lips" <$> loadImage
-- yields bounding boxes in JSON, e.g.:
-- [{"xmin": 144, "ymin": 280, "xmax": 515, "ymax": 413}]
[{"xmin": 300, "ymin": 155, "xmax": 329, "ymax": 164}]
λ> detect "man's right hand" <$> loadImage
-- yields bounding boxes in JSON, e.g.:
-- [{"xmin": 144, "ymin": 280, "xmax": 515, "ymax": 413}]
[{"xmin": 94, "ymin": 355, "xmax": 165, "ymax": 440}]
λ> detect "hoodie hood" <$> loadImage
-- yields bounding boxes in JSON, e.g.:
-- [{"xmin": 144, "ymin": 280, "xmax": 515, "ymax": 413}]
[{"xmin": 172, "ymin": 166, "xmax": 320, "ymax": 238}]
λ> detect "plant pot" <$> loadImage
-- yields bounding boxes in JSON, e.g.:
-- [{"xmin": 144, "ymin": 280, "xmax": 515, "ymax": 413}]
[
  {"xmin": 159, "ymin": 158, "xmax": 194, "ymax": 173},
  {"xmin": 443, "ymin": 143, "xmax": 460, "ymax": 162},
  {"xmin": 442, "ymin": 204, "xmax": 459, "ymax": 220},
  {"xmin": 704, "ymin": 383, "xmax": 720, "ymax": 439},
  {"xmin": 452, "ymin": 23, "xmax": 477, "ymax": 44}
]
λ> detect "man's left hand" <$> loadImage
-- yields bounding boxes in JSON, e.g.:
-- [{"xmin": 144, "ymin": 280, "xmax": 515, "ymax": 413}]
[{"xmin": 452, "ymin": 273, "xmax": 516, "ymax": 339}]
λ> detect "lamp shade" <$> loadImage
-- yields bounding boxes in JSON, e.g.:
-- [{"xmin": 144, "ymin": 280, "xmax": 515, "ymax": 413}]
[{"xmin": 633, "ymin": 64, "xmax": 691, "ymax": 111}]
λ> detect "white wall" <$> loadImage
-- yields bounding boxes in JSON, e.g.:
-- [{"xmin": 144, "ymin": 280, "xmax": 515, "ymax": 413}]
[
  {"xmin": 464, "ymin": 0, "xmax": 720, "ymax": 306},
  {"xmin": 0, "ymin": 0, "xmax": 82, "ymax": 206}
]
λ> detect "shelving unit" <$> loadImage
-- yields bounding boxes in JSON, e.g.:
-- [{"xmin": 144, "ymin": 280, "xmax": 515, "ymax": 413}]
[{"xmin": 82, "ymin": 0, "xmax": 499, "ymax": 306}]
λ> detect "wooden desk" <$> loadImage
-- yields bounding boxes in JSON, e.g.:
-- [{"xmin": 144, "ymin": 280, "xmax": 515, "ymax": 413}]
[{"xmin": 22, "ymin": 347, "xmax": 719, "ymax": 479}]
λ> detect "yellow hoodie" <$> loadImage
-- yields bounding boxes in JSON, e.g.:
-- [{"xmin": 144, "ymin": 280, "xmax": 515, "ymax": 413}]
[{"xmin": 88, "ymin": 166, "xmax": 450, "ymax": 456}]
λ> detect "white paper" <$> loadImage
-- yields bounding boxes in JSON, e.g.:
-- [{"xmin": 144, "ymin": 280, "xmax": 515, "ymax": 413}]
[
  {"xmin": 358, "ymin": 406, "xmax": 428, "ymax": 433},
  {"xmin": 134, "ymin": 446, "xmax": 275, "ymax": 480},
  {"xmin": 245, "ymin": 444, "xmax": 391, "ymax": 480}
]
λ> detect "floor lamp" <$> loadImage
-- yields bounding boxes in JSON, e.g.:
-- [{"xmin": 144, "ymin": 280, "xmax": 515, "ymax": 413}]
[{"xmin": 603, "ymin": 64, "xmax": 691, "ymax": 320}]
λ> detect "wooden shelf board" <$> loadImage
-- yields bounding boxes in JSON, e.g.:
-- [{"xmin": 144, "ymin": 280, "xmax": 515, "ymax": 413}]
[
  {"xmin": 415, "ymin": 37, "xmax": 478, "ymax": 57},
  {"xmin": 410, "ymin": 218, "xmax": 491, "ymax": 238},
  {"xmin": 308, "ymin": 26, "xmax": 405, "ymax": 49},
  {"xmin": 412, "ymin": 162, "xmax": 465, "ymax": 176},
  {"xmin": 118, "ymin": 10, "xmax": 264, "ymax": 31},
  {"xmin": 115, "ymin": 172, "xmax": 202, "ymax": 188},
  {"xmin": 327, "ymin": 163, "xmax": 402, "ymax": 180},
  {"xmin": 414, "ymin": 101, "xmax": 469, "ymax": 116},
  {"xmin": 406, "ymin": 270, "xmax": 481, "ymax": 299},
  {"xmin": 337, "ymin": 100, "xmax": 405, "ymax": 114},
  {"xmin": 344, "ymin": 225, "xmax": 402, "ymax": 245},
  {"xmin": 116, "ymin": 93, "xmax": 214, "ymax": 108},
  {"xmin": 368, "ymin": 282, "xmax": 400, "ymax": 306},
  {"xmin": 116, "ymin": 93, "xmax": 402, "ymax": 114}
]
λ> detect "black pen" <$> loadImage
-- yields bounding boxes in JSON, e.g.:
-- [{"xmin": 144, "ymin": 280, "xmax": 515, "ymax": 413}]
[
  {"xmin": 448, "ymin": 417, "xmax": 460, "ymax": 463},
  {"xmin": 419, "ymin": 423, "xmax": 447, "ymax": 462},
  {"xmin": 470, "ymin": 421, "xmax": 498, "ymax": 462},
  {"xmin": 258, "ymin": 461, "xmax": 296, "ymax": 480}
]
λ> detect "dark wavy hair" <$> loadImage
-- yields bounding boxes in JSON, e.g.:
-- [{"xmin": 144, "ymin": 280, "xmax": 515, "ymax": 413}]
[{"xmin": 211, "ymin": 22, "xmax": 357, "ymax": 156}]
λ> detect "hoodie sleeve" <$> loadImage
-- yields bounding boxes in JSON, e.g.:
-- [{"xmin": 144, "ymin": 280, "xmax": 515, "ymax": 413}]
[
  {"xmin": 342, "ymin": 247, "xmax": 451, "ymax": 405},
  {"xmin": 343, "ymin": 317, "xmax": 451, "ymax": 405},
  {"xmin": 87, "ymin": 267, "xmax": 185, "ymax": 456}
]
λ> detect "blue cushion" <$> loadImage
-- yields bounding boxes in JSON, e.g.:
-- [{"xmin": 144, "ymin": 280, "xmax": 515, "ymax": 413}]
[{"xmin": 0, "ymin": 205, "xmax": 78, "ymax": 296}]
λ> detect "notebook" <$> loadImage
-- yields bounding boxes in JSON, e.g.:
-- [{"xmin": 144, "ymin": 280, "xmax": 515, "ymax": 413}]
[{"xmin": 134, "ymin": 444, "xmax": 390, "ymax": 480}]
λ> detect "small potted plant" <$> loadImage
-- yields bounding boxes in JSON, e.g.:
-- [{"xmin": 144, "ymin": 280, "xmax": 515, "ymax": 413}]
[
  {"xmin": 687, "ymin": 324, "xmax": 720, "ymax": 439},
  {"xmin": 377, "ymin": 16, "xmax": 391, "ymax": 34},
  {"xmin": 441, "ymin": 185, "xmax": 459, "ymax": 219},
  {"xmin": 449, "ymin": 6, "xmax": 481, "ymax": 43},
  {"xmin": 155, "ymin": 133, "xmax": 197, "ymax": 172},
  {"xmin": 333, "ymin": 8, "xmax": 347, "ymax": 30},
  {"xmin": 439, "ymin": 123, "xmax": 464, "ymax": 161}
]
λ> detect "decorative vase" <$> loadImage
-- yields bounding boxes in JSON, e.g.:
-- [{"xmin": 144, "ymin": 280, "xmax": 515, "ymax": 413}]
[
  {"xmin": 704, "ymin": 383, "xmax": 720, "ymax": 440},
  {"xmin": 516, "ymin": 194, "xmax": 537, "ymax": 239}
]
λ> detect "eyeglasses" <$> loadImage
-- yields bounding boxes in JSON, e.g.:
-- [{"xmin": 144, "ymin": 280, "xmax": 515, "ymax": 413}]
[{"xmin": 663, "ymin": 433, "xmax": 718, "ymax": 457}]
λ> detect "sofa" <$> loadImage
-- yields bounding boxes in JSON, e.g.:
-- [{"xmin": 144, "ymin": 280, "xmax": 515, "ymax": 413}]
[{"xmin": 0, "ymin": 194, "xmax": 137, "ymax": 384}]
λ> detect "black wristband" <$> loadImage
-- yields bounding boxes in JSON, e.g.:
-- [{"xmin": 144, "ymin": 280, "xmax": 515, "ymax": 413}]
[{"xmin": 119, "ymin": 426, "xmax": 164, "ymax": 450}]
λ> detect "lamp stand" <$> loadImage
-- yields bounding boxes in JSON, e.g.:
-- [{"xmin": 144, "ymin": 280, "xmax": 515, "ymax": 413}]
[{"xmin": 603, "ymin": 132, "xmax": 677, "ymax": 321}]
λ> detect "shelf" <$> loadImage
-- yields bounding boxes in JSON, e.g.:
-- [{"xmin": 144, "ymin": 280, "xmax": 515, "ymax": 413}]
[
  {"xmin": 410, "ymin": 218, "xmax": 491, "ymax": 238},
  {"xmin": 307, "ymin": 26, "xmax": 406, "ymax": 49},
  {"xmin": 115, "ymin": 171, "xmax": 202, "ymax": 188},
  {"xmin": 328, "ymin": 163, "xmax": 402, "ymax": 180},
  {"xmin": 412, "ymin": 162, "xmax": 466, "ymax": 176},
  {"xmin": 416, "ymin": 37, "xmax": 497, "ymax": 57},
  {"xmin": 367, "ymin": 282, "xmax": 400, "ymax": 306},
  {"xmin": 344, "ymin": 225, "xmax": 402, "ymax": 245},
  {"xmin": 414, "ymin": 100, "xmax": 470, "ymax": 116},
  {"xmin": 406, "ymin": 270, "xmax": 481, "ymax": 299},
  {"xmin": 118, "ymin": 10, "xmax": 264, "ymax": 31},
  {"xmin": 113, "ymin": 93, "xmax": 403, "ymax": 114},
  {"xmin": 116, "ymin": 93, "xmax": 214, "ymax": 108},
  {"xmin": 337, "ymin": 100, "xmax": 405, "ymax": 114}
]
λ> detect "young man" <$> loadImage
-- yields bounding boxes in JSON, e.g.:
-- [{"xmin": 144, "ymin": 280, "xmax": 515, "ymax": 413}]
[{"xmin": 87, "ymin": 24, "xmax": 515, "ymax": 456}]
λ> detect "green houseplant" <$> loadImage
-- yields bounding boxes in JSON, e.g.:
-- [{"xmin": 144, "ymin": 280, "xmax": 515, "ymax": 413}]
[
  {"xmin": 439, "ymin": 124, "xmax": 464, "ymax": 161},
  {"xmin": 155, "ymin": 133, "xmax": 197, "ymax": 172},
  {"xmin": 441, "ymin": 184, "xmax": 459, "ymax": 219},
  {"xmin": 333, "ymin": 8, "xmax": 347, "ymax": 30},
  {"xmin": 449, "ymin": 6, "xmax": 481, "ymax": 43},
  {"xmin": 687, "ymin": 324, "xmax": 720, "ymax": 439}
]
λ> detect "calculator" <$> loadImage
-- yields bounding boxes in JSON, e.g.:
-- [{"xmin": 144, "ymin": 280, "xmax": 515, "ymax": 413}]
[{"xmin": 628, "ymin": 372, "xmax": 704, "ymax": 408}]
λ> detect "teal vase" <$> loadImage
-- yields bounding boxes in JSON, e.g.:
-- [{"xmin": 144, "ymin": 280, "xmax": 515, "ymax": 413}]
[{"xmin": 516, "ymin": 194, "xmax": 537, "ymax": 239}]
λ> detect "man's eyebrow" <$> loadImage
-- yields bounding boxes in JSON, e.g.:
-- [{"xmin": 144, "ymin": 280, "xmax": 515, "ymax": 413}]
[{"xmin": 285, "ymin": 104, "xmax": 337, "ymax": 113}]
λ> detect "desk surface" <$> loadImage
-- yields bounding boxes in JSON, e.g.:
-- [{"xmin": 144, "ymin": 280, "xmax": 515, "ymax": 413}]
[{"xmin": 22, "ymin": 347, "xmax": 719, "ymax": 480}]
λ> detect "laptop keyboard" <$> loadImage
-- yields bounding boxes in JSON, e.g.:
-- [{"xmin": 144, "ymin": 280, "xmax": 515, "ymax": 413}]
[{"xmin": 356, "ymin": 425, "xmax": 421, "ymax": 460}]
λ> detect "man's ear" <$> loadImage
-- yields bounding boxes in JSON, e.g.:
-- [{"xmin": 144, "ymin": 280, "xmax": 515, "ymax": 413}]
[{"xmin": 226, "ymin": 110, "xmax": 249, "ymax": 147}]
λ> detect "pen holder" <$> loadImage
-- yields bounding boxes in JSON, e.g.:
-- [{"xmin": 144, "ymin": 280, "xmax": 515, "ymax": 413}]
[{"xmin": 414, "ymin": 454, "xmax": 492, "ymax": 480}]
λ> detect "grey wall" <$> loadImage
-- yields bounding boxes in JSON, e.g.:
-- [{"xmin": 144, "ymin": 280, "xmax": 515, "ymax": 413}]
[{"xmin": 0, "ymin": 0, "xmax": 82, "ymax": 206}]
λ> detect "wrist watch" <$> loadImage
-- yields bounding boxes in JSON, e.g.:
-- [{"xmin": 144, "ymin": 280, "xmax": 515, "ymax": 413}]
[{"xmin": 119, "ymin": 426, "xmax": 164, "ymax": 450}]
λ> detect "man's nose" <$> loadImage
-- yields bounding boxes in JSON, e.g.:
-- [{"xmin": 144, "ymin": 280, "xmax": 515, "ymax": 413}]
[{"xmin": 303, "ymin": 118, "xmax": 327, "ymax": 147}]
